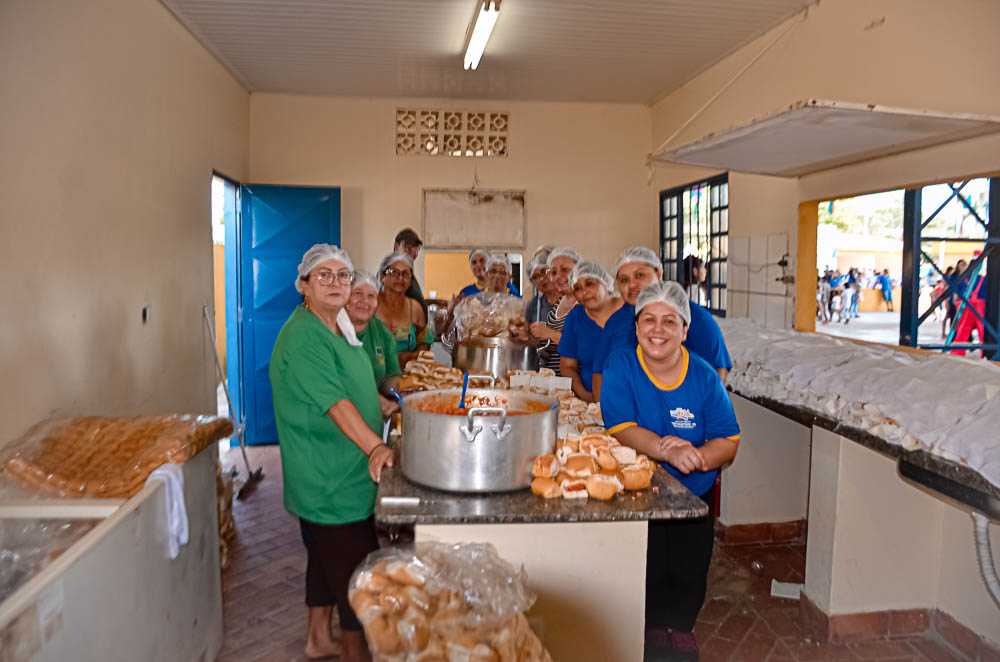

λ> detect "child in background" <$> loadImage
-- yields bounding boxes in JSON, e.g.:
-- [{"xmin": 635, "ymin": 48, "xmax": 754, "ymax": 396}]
[
  {"xmin": 840, "ymin": 285, "xmax": 854, "ymax": 325},
  {"xmin": 830, "ymin": 287, "xmax": 844, "ymax": 323}
]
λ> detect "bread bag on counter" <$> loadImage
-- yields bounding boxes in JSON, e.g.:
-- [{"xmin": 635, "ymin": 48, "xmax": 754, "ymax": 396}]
[{"xmin": 349, "ymin": 542, "xmax": 552, "ymax": 661}]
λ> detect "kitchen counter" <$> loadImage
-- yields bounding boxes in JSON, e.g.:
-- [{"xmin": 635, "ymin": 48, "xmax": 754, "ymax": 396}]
[
  {"xmin": 374, "ymin": 442, "xmax": 708, "ymax": 662},
  {"xmin": 375, "ymin": 447, "xmax": 708, "ymax": 525}
]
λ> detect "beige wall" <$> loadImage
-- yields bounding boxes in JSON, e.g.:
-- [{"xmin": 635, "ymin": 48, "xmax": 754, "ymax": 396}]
[
  {"xmin": 649, "ymin": 0, "xmax": 1000, "ymax": 327},
  {"xmin": 0, "ymin": 0, "xmax": 249, "ymax": 445},
  {"xmin": 804, "ymin": 428, "xmax": 1000, "ymax": 644},
  {"xmin": 249, "ymin": 94, "xmax": 655, "ymax": 280}
]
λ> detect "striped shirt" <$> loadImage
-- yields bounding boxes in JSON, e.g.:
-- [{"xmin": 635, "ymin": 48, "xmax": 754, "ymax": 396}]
[{"xmin": 540, "ymin": 296, "xmax": 575, "ymax": 375}]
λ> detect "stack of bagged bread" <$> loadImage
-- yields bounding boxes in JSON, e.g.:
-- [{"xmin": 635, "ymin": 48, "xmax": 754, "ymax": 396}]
[
  {"xmin": 531, "ymin": 431, "xmax": 656, "ymax": 501},
  {"xmin": 349, "ymin": 543, "xmax": 551, "ymax": 661},
  {"xmin": 398, "ymin": 351, "xmax": 502, "ymax": 392}
]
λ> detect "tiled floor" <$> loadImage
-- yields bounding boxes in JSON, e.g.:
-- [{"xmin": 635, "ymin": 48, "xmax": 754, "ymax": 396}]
[{"xmin": 217, "ymin": 446, "xmax": 967, "ymax": 661}]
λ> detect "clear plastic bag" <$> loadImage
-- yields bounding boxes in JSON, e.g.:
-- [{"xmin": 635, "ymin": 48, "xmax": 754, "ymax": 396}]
[
  {"xmin": 0, "ymin": 519, "xmax": 99, "ymax": 601},
  {"xmin": 349, "ymin": 542, "xmax": 552, "ymax": 661},
  {"xmin": 454, "ymin": 293, "xmax": 529, "ymax": 342},
  {"xmin": 2, "ymin": 415, "xmax": 233, "ymax": 499}
]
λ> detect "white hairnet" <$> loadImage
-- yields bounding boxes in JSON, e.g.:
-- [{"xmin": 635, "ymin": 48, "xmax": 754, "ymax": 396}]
[
  {"xmin": 533, "ymin": 244, "xmax": 554, "ymax": 261},
  {"xmin": 378, "ymin": 251, "xmax": 414, "ymax": 274},
  {"xmin": 351, "ymin": 269, "xmax": 379, "ymax": 294},
  {"xmin": 295, "ymin": 244, "xmax": 354, "ymax": 293},
  {"xmin": 527, "ymin": 258, "xmax": 547, "ymax": 276},
  {"xmin": 614, "ymin": 246, "xmax": 661, "ymax": 276},
  {"xmin": 469, "ymin": 247, "xmax": 491, "ymax": 265},
  {"xmin": 485, "ymin": 253, "xmax": 511, "ymax": 274},
  {"xmin": 546, "ymin": 246, "xmax": 580, "ymax": 268},
  {"xmin": 570, "ymin": 260, "xmax": 613, "ymax": 292},
  {"xmin": 635, "ymin": 281, "xmax": 691, "ymax": 326}
]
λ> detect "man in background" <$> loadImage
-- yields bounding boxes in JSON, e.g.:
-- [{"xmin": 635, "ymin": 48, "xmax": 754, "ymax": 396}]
[{"xmin": 393, "ymin": 228, "xmax": 427, "ymax": 317}]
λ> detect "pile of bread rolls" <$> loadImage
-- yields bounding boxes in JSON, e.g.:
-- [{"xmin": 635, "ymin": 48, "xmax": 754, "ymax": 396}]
[
  {"xmin": 349, "ymin": 546, "xmax": 551, "ymax": 661},
  {"xmin": 531, "ymin": 431, "xmax": 656, "ymax": 501},
  {"xmin": 399, "ymin": 352, "xmax": 503, "ymax": 392}
]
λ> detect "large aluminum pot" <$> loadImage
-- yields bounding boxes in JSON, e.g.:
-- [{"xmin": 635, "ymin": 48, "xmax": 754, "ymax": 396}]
[
  {"xmin": 400, "ymin": 389, "xmax": 557, "ymax": 492},
  {"xmin": 451, "ymin": 337, "xmax": 538, "ymax": 379}
]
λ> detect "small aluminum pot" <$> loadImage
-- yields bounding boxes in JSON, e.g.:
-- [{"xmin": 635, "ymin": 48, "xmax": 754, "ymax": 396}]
[
  {"xmin": 400, "ymin": 389, "xmax": 557, "ymax": 492},
  {"xmin": 451, "ymin": 338, "xmax": 539, "ymax": 379}
]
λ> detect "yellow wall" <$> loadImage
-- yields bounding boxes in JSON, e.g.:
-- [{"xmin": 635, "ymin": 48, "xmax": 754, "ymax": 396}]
[
  {"xmin": 423, "ymin": 252, "xmax": 478, "ymax": 300},
  {"xmin": 249, "ymin": 95, "xmax": 655, "ymax": 281},
  {"xmin": 0, "ymin": 0, "xmax": 249, "ymax": 445}
]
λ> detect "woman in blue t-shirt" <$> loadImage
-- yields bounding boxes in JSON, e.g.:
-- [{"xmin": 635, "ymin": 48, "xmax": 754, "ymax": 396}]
[
  {"xmin": 601, "ymin": 281, "xmax": 740, "ymax": 660},
  {"xmin": 557, "ymin": 260, "xmax": 624, "ymax": 402},
  {"xmin": 458, "ymin": 247, "xmax": 521, "ymax": 297}
]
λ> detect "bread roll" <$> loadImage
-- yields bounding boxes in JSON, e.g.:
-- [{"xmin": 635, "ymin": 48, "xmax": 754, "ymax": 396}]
[
  {"xmin": 559, "ymin": 479, "xmax": 588, "ymax": 500},
  {"xmin": 621, "ymin": 464, "xmax": 652, "ymax": 491},
  {"xmin": 386, "ymin": 560, "xmax": 428, "ymax": 587},
  {"xmin": 379, "ymin": 586, "xmax": 409, "ymax": 615},
  {"xmin": 355, "ymin": 569, "xmax": 395, "ymax": 593},
  {"xmin": 594, "ymin": 447, "xmax": 618, "ymax": 471},
  {"xmin": 399, "ymin": 375, "xmax": 422, "ymax": 391},
  {"xmin": 564, "ymin": 453, "xmax": 597, "ymax": 478},
  {"xmin": 610, "ymin": 445, "xmax": 637, "ymax": 466},
  {"xmin": 367, "ymin": 615, "xmax": 402, "ymax": 654},
  {"xmin": 555, "ymin": 444, "xmax": 574, "ymax": 466},
  {"xmin": 396, "ymin": 608, "xmax": 431, "ymax": 652},
  {"xmin": 585, "ymin": 474, "xmax": 622, "ymax": 500},
  {"xmin": 531, "ymin": 477, "xmax": 562, "ymax": 499},
  {"xmin": 531, "ymin": 454, "xmax": 559, "ymax": 478}
]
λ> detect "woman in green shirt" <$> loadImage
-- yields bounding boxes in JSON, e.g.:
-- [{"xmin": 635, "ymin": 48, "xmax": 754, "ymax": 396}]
[
  {"xmin": 269, "ymin": 244, "xmax": 392, "ymax": 662},
  {"xmin": 346, "ymin": 270, "xmax": 402, "ymax": 406}
]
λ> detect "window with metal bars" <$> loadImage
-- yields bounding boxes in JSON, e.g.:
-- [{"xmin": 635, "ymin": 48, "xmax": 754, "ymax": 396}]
[{"xmin": 659, "ymin": 174, "xmax": 729, "ymax": 316}]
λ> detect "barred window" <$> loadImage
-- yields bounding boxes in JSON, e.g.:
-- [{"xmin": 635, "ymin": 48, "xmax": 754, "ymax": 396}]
[{"xmin": 396, "ymin": 109, "xmax": 508, "ymax": 157}]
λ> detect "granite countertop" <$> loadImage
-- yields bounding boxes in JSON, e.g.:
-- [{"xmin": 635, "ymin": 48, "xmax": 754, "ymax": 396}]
[
  {"xmin": 730, "ymin": 389, "xmax": 1000, "ymax": 503},
  {"xmin": 375, "ymin": 447, "xmax": 708, "ymax": 526}
]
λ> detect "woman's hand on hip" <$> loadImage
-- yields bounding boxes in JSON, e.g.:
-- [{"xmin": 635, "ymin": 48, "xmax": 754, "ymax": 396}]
[{"xmin": 368, "ymin": 444, "xmax": 393, "ymax": 483}]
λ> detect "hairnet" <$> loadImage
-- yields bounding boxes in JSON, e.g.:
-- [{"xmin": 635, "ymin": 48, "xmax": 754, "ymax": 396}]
[
  {"xmin": 533, "ymin": 244, "xmax": 554, "ymax": 261},
  {"xmin": 378, "ymin": 251, "xmax": 414, "ymax": 274},
  {"xmin": 469, "ymin": 247, "xmax": 491, "ymax": 265},
  {"xmin": 635, "ymin": 281, "xmax": 691, "ymax": 326},
  {"xmin": 614, "ymin": 246, "xmax": 661, "ymax": 276},
  {"xmin": 527, "ymin": 258, "xmax": 547, "ymax": 276},
  {"xmin": 570, "ymin": 260, "xmax": 613, "ymax": 292},
  {"xmin": 485, "ymin": 253, "xmax": 511, "ymax": 274},
  {"xmin": 351, "ymin": 269, "xmax": 379, "ymax": 294},
  {"xmin": 546, "ymin": 246, "xmax": 580, "ymax": 268},
  {"xmin": 295, "ymin": 244, "xmax": 354, "ymax": 293}
]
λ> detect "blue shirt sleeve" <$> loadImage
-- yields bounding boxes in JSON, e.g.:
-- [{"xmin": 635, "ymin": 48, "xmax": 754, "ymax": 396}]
[
  {"xmin": 684, "ymin": 304, "xmax": 733, "ymax": 371},
  {"xmin": 599, "ymin": 348, "xmax": 639, "ymax": 434},
  {"xmin": 460, "ymin": 283, "xmax": 481, "ymax": 296},
  {"xmin": 557, "ymin": 306, "xmax": 582, "ymax": 360},
  {"xmin": 700, "ymin": 370, "xmax": 741, "ymax": 440},
  {"xmin": 507, "ymin": 281, "xmax": 521, "ymax": 297},
  {"xmin": 592, "ymin": 313, "xmax": 635, "ymax": 376}
]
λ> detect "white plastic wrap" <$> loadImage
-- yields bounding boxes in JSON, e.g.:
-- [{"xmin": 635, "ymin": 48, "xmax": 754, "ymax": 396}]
[
  {"xmin": 349, "ymin": 542, "xmax": 551, "ymax": 661},
  {"xmin": 454, "ymin": 293, "xmax": 528, "ymax": 342},
  {"xmin": 1, "ymin": 519, "xmax": 98, "ymax": 601}
]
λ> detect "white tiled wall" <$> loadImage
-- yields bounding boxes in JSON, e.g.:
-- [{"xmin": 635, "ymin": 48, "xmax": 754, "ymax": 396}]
[{"xmin": 726, "ymin": 232, "xmax": 794, "ymax": 329}]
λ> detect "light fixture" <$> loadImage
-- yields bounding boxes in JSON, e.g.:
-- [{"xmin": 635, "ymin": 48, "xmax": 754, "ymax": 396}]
[{"xmin": 463, "ymin": 1, "xmax": 500, "ymax": 71}]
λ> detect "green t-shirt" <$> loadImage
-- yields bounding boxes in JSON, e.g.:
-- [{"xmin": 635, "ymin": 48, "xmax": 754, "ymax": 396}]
[
  {"xmin": 357, "ymin": 317, "xmax": 402, "ymax": 387},
  {"xmin": 269, "ymin": 306, "xmax": 383, "ymax": 524}
]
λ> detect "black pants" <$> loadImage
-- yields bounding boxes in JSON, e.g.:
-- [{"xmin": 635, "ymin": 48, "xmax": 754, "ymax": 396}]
[
  {"xmin": 299, "ymin": 516, "xmax": 379, "ymax": 632},
  {"xmin": 646, "ymin": 489, "xmax": 715, "ymax": 633}
]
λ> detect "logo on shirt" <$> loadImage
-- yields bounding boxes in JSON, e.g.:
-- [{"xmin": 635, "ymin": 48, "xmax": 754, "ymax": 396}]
[
  {"xmin": 374, "ymin": 346, "xmax": 385, "ymax": 366},
  {"xmin": 669, "ymin": 407, "xmax": 696, "ymax": 430}
]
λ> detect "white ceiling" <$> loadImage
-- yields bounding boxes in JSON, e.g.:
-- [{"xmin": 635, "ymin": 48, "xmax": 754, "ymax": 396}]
[{"xmin": 159, "ymin": 0, "xmax": 813, "ymax": 103}]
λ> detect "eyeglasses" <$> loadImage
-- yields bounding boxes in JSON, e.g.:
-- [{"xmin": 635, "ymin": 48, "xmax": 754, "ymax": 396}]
[
  {"xmin": 384, "ymin": 267, "xmax": 412, "ymax": 279},
  {"xmin": 313, "ymin": 269, "xmax": 354, "ymax": 286}
]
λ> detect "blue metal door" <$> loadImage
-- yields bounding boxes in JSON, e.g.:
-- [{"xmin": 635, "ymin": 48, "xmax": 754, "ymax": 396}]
[{"xmin": 232, "ymin": 185, "xmax": 340, "ymax": 445}]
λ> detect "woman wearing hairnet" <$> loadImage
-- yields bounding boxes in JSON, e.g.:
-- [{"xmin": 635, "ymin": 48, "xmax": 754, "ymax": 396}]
[
  {"xmin": 459, "ymin": 247, "xmax": 521, "ymax": 297},
  {"xmin": 376, "ymin": 251, "xmax": 432, "ymax": 369},
  {"xmin": 590, "ymin": 247, "xmax": 733, "ymax": 401},
  {"xmin": 346, "ymin": 270, "xmax": 402, "ymax": 412},
  {"xmin": 600, "ymin": 281, "xmax": 740, "ymax": 661},
  {"xmin": 530, "ymin": 246, "xmax": 580, "ymax": 374},
  {"xmin": 269, "ymin": 244, "xmax": 393, "ymax": 662},
  {"xmin": 557, "ymin": 260, "xmax": 624, "ymax": 402}
]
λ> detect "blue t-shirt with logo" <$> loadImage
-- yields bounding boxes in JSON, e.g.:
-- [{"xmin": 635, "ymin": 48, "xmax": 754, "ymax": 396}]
[
  {"xmin": 601, "ymin": 345, "xmax": 740, "ymax": 496},
  {"xmin": 592, "ymin": 303, "xmax": 732, "ymax": 380},
  {"xmin": 558, "ymin": 304, "xmax": 624, "ymax": 392},
  {"xmin": 460, "ymin": 282, "xmax": 521, "ymax": 298}
]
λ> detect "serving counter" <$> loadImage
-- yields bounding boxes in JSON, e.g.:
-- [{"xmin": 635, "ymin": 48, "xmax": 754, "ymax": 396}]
[{"xmin": 376, "ymin": 445, "xmax": 707, "ymax": 662}]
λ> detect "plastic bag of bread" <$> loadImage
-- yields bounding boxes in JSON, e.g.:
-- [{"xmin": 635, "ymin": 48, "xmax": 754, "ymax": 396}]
[
  {"xmin": 2, "ymin": 415, "xmax": 233, "ymax": 499},
  {"xmin": 452, "ymin": 293, "xmax": 529, "ymax": 343},
  {"xmin": 349, "ymin": 542, "xmax": 552, "ymax": 661}
]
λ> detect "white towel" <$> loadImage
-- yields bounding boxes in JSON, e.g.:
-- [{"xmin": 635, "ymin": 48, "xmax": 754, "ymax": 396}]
[
  {"xmin": 337, "ymin": 308, "xmax": 363, "ymax": 347},
  {"xmin": 145, "ymin": 464, "xmax": 188, "ymax": 559}
]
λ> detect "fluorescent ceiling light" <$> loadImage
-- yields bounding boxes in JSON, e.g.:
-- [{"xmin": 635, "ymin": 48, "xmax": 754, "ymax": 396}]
[{"xmin": 464, "ymin": 1, "xmax": 499, "ymax": 71}]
